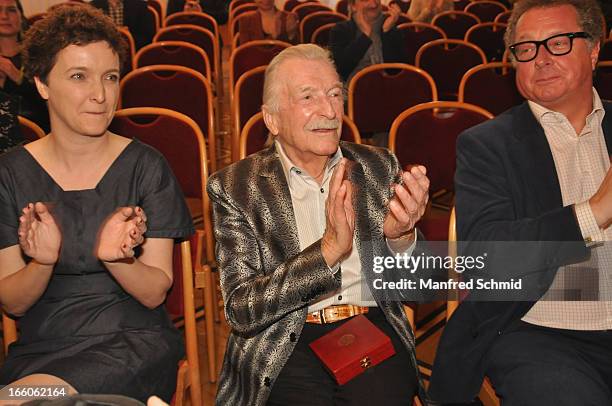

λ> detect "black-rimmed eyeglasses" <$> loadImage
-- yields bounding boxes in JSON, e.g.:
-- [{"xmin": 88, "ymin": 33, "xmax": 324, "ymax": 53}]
[{"xmin": 509, "ymin": 32, "xmax": 591, "ymax": 62}]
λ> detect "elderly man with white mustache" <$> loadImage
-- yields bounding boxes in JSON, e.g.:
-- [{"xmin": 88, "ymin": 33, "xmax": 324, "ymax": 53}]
[{"xmin": 207, "ymin": 44, "xmax": 432, "ymax": 406}]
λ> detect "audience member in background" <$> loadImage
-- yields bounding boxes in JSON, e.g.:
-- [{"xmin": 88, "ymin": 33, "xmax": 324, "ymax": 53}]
[
  {"xmin": 388, "ymin": 0, "xmax": 410, "ymax": 13},
  {"xmin": 0, "ymin": 88, "xmax": 23, "ymax": 152},
  {"xmin": 90, "ymin": 0, "xmax": 155, "ymax": 50},
  {"xmin": 330, "ymin": 0, "xmax": 406, "ymax": 83},
  {"xmin": 407, "ymin": 0, "xmax": 453, "ymax": 23},
  {"xmin": 167, "ymin": 0, "xmax": 229, "ymax": 26},
  {"xmin": 0, "ymin": 0, "xmax": 49, "ymax": 132},
  {"xmin": 0, "ymin": 5, "xmax": 192, "ymax": 402},
  {"xmin": 429, "ymin": 0, "xmax": 612, "ymax": 404},
  {"xmin": 239, "ymin": 0, "xmax": 298, "ymax": 44}
]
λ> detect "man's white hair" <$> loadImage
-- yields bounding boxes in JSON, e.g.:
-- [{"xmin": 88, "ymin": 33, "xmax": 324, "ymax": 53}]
[{"xmin": 262, "ymin": 44, "xmax": 338, "ymax": 113}]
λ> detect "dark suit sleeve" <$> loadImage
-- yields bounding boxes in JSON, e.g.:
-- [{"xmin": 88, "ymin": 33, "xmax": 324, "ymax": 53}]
[
  {"xmin": 330, "ymin": 22, "xmax": 372, "ymax": 82},
  {"xmin": 127, "ymin": 0, "xmax": 154, "ymax": 50},
  {"xmin": 456, "ymin": 129, "xmax": 584, "ymax": 243},
  {"xmin": 454, "ymin": 124, "xmax": 589, "ymax": 299},
  {"xmin": 207, "ymin": 176, "xmax": 341, "ymax": 337}
]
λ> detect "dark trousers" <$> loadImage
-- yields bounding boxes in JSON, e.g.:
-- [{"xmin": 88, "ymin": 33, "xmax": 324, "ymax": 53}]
[
  {"xmin": 267, "ymin": 307, "xmax": 417, "ymax": 406},
  {"xmin": 485, "ymin": 321, "xmax": 612, "ymax": 406}
]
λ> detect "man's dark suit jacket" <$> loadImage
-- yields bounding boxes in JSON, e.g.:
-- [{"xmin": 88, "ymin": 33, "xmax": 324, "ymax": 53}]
[
  {"xmin": 329, "ymin": 19, "xmax": 406, "ymax": 82},
  {"xmin": 90, "ymin": 0, "xmax": 154, "ymax": 50},
  {"xmin": 428, "ymin": 101, "xmax": 612, "ymax": 403}
]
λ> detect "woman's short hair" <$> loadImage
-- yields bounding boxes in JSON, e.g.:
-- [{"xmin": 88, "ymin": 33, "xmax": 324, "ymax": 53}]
[
  {"xmin": 504, "ymin": 0, "xmax": 604, "ymax": 51},
  {"xmin": 22, "ymin": 4, "xmax": 127, "ymax": 83}
]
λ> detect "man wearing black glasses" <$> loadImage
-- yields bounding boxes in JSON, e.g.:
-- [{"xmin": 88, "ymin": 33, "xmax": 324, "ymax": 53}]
[{"xmin": 429, "ymin": 0, "xmax": 612, "ymax": 405}]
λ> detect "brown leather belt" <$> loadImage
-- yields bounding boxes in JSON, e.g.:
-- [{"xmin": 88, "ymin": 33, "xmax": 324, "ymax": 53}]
[{"xmin": 305, "ymin": 305, "xmax": 369, "ymax": 324}]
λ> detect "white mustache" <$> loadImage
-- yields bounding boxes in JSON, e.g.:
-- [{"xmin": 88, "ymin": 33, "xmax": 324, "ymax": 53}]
[{"xmin": 305, "ymin": 119, "xmax": 341, "ymax": 131}]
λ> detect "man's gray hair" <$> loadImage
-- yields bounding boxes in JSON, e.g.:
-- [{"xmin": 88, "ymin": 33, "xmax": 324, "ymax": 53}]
[
  {"xmin": 262, "ymin": 44, "xmax": 338, "ymax": 113},
  {"xmin": 504, "ymin": 0, "xmax": 604, "ymax": 52}
]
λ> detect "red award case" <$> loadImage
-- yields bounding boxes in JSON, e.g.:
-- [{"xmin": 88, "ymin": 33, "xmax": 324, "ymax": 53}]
[{"xmin": 308, "ymin": 315, "xmax": 396, "ymax": 385}]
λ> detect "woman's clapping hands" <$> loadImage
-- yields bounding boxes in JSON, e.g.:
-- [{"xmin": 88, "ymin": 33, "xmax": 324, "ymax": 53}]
[
  {"xmin": 18, "ymin": 202, "xmax": 61, "ymax": 265},
  {"xmin": 95, "ymin": 206, "xmax": 147, "ymax": 262}
]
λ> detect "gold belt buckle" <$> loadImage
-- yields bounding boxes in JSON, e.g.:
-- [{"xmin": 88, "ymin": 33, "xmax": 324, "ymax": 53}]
[{"xmin": 318, "ymin": 308, "xmax": 327, "ymax": 324}]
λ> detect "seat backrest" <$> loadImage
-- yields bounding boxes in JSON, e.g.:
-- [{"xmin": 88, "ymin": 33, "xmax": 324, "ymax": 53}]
[
  {"xmin": 447, "ymin": 206, "xmax": 458, "ymax": 319},
  {"xmin": 154, "ymin": 25, "xmax": 219, "ymax": 78},
  {"xmin": 285, "ymin": 0, "xmax": 318, "ymax": 12},
  {"xmin": 119, "ymin": 27, "xmax": 136, "ymax": 75},
  {"xmin": 18, "ymin": 115, "xmax": 45, "ymax": 143},
  {"xmin": 465, "ymin": 22, "xmax": 507, "ymax": 62},
  {"xmin": 416, "ymin": 39, "xmax": 486, "ymax": 100},
  {"xmin": 595, "ymin": 61, "xmax": 612, "ymax": 102},
  {"xmin": 229, "ymin": 40, "xmax": 291, "ymax": 93},
  {"xmin": 459, "ymin": 62, "xmax": 524, "ymax": 115},
  {"xmin": 148, "ymin": 0, "xmax": 165, "ymax": 23},
  {"xmin": 239, "ymin": 112, "xmax": 269, "ymax": 159},
  {"xmin": 388, "ymin": 101, "xmax": 493, "ymax": 194},
  {"xmin": 312, "ymin": 22, "xmax": 336, "ymax": 47},
  {"xmin": 348, "ymin": 63, "xmax": 438, "ymax": 134},
  {"xmin": 111, "ymin": 107, "xmax": 208, "ymax": 203},
  {"xmin": 341, "ymin": 116, "xmax": 362, "ymax": 144},
  {"xmin": 2, "ymin": 312, "xmax": 17, "ymax": 355},
  {"xmin": 119, "ymin": 65, "xmax": 216, "ymax": 172},
  {"xmin": 170, "ymin": 237, "xmax": 203, "ymax": 406},
  {"xmin": 229, "ymin": 0, "xmax": 254, "ymax": 15},
  {"xmin": 232, "ymin": 65, "xmax": 266, "ymax": 161},
  {"xmin": 293, "ymin": 2, "xmax": 332, "ymax": 20},
  {"xmin": 300, "ymin": 11, "xmax": 347, "ymax": 43},
  {"xmin": 231, "ymin": 10, "xmax": 257, "ymax": 41},
  {"xmin": 165, "ymin": 11, "xmax": 219, "ymax": 41},
  {"xmin": 135, "ymin": 41, "xmax": 211, "ymax": 80},
  {"xmin": 494, "ymin": 10, "xmax": 511, "ymax": 25},
  {"xmin": 111, "ymin": 107, "xmax": 214, "ymax": 255},
  {"xmin": 464, "ymin": 0, "xmax": 507, "ymax": 22},
  {"xmin": 229, "ymin": 3, "xmax": 259, "ymax": 36},
  {"xmin": 452, "ymin": 0, "xmax": 469, "ymax": 11},
  {"xmin": 397, "ymin": 22, "xmax": 447, "ymax": 65},
  {"xmin": 146, "ymin": 4, "xmax": 161, "ymax": 34},
  {"xmin": 432, "ymin": 10, "xmax": 480, "ymax": 39}
]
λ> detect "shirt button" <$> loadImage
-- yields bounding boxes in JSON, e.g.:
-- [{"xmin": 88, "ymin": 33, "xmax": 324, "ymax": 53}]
[
  {"xmin": 290, "ymin": 332, "xmax": 296, "ymax": 342},
  {"xmin": 320, "ymin": 188, "xmax": 324, "ymax": 193},
  {"xmin": 338, "ymin": 295, "xmax": 342, "ymax": 300},
  {"xmin": 263, "ymin": 377, "xmax": 271, "ymax": 387}
]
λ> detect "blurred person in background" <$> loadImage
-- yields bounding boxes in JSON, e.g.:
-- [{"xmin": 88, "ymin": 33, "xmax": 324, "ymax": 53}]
[
  {"xmin": 167, "ymin": 0, "xmax": 230, "ymax": 25},
  {"xmin": 330, "ymin": 0, "xmax": 406, "ymax": 83},
  {"xmin": 407, "ymin": 0, "xmax": 453, "ymax": 23},
  {"xmin": 0, "ymin": 0, "xmax": 49, "ymax": 132},
  {"xmin": 239, "ymin": 0, "xmax": 298, "ymax": 44}
]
